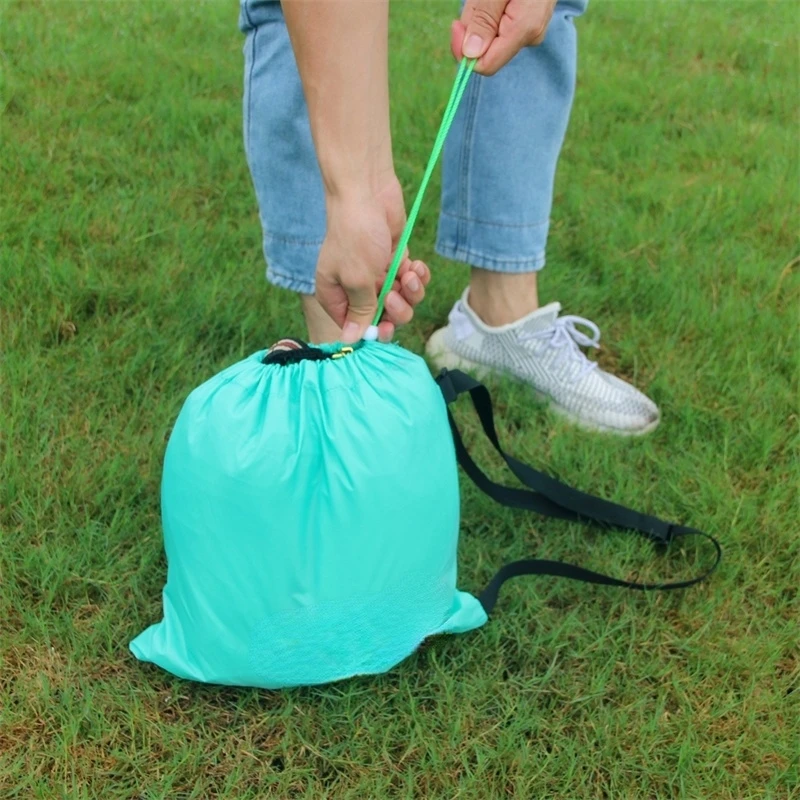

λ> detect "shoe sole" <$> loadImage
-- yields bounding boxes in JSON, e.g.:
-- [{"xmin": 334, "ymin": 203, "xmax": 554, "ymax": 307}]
[{"xmin": 425, "ymin": 328, "xmax": 660, "ymax": 437}]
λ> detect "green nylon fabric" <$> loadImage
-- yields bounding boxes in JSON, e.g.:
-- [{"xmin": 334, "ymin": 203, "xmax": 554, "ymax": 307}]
[
  {"xmin": 373, "ymin": 59, "xmax": 476, "ymax": 325},
  {"xmin": 130, "ymin": 344, "xmax": 488, "ymax": 689}
]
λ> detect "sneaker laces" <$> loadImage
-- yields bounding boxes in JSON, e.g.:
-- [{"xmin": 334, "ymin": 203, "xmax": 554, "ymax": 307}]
[{"xmin": 519, "ymin": 315, "xmax": 601, "ymax": 380}]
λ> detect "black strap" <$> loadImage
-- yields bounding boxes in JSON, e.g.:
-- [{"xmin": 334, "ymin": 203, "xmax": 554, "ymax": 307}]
[{"xmin": 437, "ymin": 369, "xmax": 722, "ymax": 613}]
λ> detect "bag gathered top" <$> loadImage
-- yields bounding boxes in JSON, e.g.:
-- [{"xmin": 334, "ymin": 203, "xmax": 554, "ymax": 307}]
[{"xmin": 130, "ymin": 61, "xmax": 721, "ymax": 689}]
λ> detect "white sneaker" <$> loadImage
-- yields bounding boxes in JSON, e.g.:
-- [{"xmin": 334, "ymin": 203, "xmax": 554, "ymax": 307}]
[{"xmin": 426, "ymin": 289, "xmax": 660, "ymax": 436}]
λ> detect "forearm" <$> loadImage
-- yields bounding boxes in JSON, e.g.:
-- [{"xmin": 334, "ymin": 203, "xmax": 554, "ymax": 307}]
[{"xmin": 281, "ymin": 0, "xmax": 392, "ymax": 201}]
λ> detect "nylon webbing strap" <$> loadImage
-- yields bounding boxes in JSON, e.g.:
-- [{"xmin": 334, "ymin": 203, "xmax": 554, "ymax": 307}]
[
  {"xmin": 436, "ymin": 369, "xmax": 722, "ymax": 613},
  {"xmin": 372, "ymin": 59, "xmax": 476, "ymax": 326}
]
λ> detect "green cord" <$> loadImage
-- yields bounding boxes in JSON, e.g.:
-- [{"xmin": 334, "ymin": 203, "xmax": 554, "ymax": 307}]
[{"xmin": 372, "ymin": 58, "xmax": 476, "ymax": 326}]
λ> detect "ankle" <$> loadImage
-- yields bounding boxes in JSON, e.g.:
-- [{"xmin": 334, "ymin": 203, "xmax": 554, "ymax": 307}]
[{"xmin": 467, "ymin": 269, "xmax": 539, "ymax": 327}]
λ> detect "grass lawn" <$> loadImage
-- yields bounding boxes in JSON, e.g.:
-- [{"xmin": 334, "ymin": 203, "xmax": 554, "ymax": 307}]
[{"xmin": 1, "ymin": 0, "xmax": 798, "ymax": 797}]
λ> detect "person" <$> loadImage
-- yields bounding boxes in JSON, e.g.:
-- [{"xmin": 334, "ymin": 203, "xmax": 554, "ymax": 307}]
[{"xmin": 238, "ymin": 0, "xmax": 660, "ymax": 435}]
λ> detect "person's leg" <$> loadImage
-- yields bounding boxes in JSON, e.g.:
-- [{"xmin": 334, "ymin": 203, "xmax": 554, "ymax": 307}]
[
  {"xmin": 240, "ymin": 0, "xmax": 340, "ymax": 343},
  {"xmin": 437, "ymin": 0, "xmax": 587, "ymax": 323},
  {"xmin": 430, "ymin": 0, "xmax": 659, "ymax": 435}
]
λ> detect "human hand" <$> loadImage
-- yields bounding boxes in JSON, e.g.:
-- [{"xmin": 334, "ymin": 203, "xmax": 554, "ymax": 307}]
[
  {"xmin": 315, "ymin": 177, "xmax": 430, "ymax": 344},
  {"xmin": 451, "ymin": 0, "xmax": 557, "ymax": 76}
]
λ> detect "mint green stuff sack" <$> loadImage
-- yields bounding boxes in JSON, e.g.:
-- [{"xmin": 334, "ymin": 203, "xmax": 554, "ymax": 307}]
[{"xmin": 130, "ymin": 343, "xmax": 487, "ymax": 688}]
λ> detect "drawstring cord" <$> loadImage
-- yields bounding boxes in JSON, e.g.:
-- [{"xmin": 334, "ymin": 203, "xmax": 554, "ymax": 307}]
[{"xmin": 371, "ymin": 59, "xmax": 477, "ymax": 327}]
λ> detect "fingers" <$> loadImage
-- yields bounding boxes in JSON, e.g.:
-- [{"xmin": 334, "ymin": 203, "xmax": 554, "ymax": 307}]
[
  {"xmin": 450, "ymin": 20, "xmax": 465, "ymax": 62},
  {"xmin": 417, "ymin": 260, "xmax": 431, "ymax": 287},
  {"xmin": 399, "ymin": 263, "xmax": 426, "ymax": 307},
  {"xmin": 382, "ymin": 290, "xmax": 414, "ymax": 327},
  {"xmin": 474, "ymin": 34, "xmax": 522, "ymax": 76},
  {"xmin": 453, "ymin": 0, "xmax": 556, "ymax": 76},
  {"xmin": 377, "ymin": 320, "xmax": 395, "ymax": 344},
  {"xmin": 341, "ymin": 262, "xmax": 427, "ymax": 344},
  {"xmin": 375, "ymin": 259, "xmax": 428, "ymax": 331},
  {"xmin": 396, "ymin": 258, "xmax": 431, "ymax": 288},
  {"xmin": 477, "ymin": 8, "xmax": 552, "ymax": 75},
  {"xmin": 341, "ymin": 280, "xmax": 378, "ymax": 344},
  {"xmin": 377, "ymin": 261, "xmax": 428, "ymax": 334},
  {"xmin": 459, "ymin": 0, "xmax": 507, "ymax": 59},
  {"xmin": 332, "ymin": 259, "xmax": 428, "ymax": 344}
]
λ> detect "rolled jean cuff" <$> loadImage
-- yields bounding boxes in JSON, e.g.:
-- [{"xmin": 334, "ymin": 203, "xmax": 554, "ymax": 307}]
[
  {"xmin": 263, "ymin": 233, "xmax": 319, "ymax": 295},
  {"xmin": 435, "ymin": 211, "xmax": 549, "ymax": 273}
]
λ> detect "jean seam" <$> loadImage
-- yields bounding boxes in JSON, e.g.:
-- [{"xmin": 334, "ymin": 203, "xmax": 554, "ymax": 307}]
[
  {"xmin": 439, "ymin": 210, "xmax": 550, "ymax": 230},
  {"xmin": 242, "ymin": 0, "xmax": 255, "ymax": 28},
  {"xmin": 437, "ymin": 244, "xmax": 546, "ymax": 266},
  {"xmin": 267, "ymin": 266, "xmax": 315, "ymax": 294}
]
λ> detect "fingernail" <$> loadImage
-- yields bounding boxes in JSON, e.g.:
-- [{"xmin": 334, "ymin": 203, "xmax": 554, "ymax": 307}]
[
  {"xmin": 407, "ymin": 276, "xmax": 420, "ymax": 292},
  {"xmin": 342, "ymin": 322, "xmax": 360, "ymax": 343},
  {"xmin": 463, "ymin": 34, "xmax": 483, "ymax": 58}
]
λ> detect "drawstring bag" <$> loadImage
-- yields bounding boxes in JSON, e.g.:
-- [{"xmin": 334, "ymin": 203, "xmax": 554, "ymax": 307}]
[
  {"xmin": 131, "ymin": 342, "xmax": 482, "ymax": 687},
  {"xmin": 130, "ymin": 61, "xmax": 721, "ymax": 688},
  {"xmin": 130, "ymin": 339, "xmax": 720, "ymax": 688}
]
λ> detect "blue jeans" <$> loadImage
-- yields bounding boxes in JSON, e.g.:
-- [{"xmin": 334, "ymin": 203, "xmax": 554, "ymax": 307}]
[{"xmin": 240, "ymin": 0, "xmax": 588, "ymax": 295}]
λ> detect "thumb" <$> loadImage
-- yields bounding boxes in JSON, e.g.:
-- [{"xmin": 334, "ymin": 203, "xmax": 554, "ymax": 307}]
[
  {"xmin": 341, "ymin": 282, "xmax": 378, "ymax": 344},
  {"xmin": 461, "ymin": 0, "xmax": 507, "ymax": 59}
]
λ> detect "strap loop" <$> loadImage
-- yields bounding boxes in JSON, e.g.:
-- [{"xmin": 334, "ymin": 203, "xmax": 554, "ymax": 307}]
[{"xmin": 436, "ymin": 369, "xmax": 722, "ymax": 613}]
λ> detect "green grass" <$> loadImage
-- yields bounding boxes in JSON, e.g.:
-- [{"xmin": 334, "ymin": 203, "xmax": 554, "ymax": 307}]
[{"xmin": 2, "ymin": 0, "xmax": 798, "ymax": 797}]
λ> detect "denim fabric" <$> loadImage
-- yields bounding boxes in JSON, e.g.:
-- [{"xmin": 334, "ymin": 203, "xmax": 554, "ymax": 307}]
[
  {"xmin": 241, "ymin": 0, "xmax": 324, "ymax": 294},
  {"xmin": 240, "ymin": 0, "xmax": 588, "ymax": 294},
  {"xmin": 437, "ymin": 0, "xmax": 588, "ymax": 272}
]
